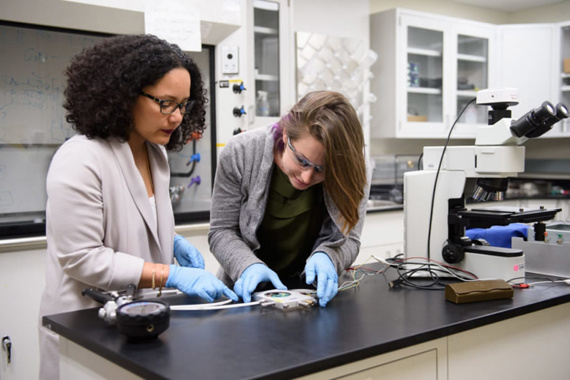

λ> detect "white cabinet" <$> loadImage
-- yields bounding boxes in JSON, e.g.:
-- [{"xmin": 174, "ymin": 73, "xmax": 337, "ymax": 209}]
[
  {"xmin": 297, "ymin": 338, "xmax": 447, "ymax": 380},
  {"xmin": 246, "ymin": 0, "xmax": 293, "ymax": 130},
  {"xmin": 358, "ymin": 210, "xmax": 404, "ymax": 263},
  {"xmin": 299, "ymin": 303, "xmax": 570, "ymax": 380},
  {"xmin": 448, "ymin": 302, "xmax": 570, "ymax": 379},
  {"xmin": 0, "ymin": 247, "xmax": 46, "ymax": 380},
  {"xmin": 558, "ymin": 22, "xmax": 570, "ymax": 135},
  {"xmin": 370, "ymin": 9, "xmax": 496, "ymax": 139},
  {"xmin": 497, "ymin": 23, "xmax": 564, "ymax": 136}
]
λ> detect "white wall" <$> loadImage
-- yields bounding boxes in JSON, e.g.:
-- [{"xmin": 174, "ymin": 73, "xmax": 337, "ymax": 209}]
[
  {"xmin": 370, "ymin": 0, "xmax": 509, "ymax": 24},
  {"xmin": 369, "ymin": 0, "xmax": 570, "ymax": 24},
  {"xmin": 508, "ymin": 2, "xmax": 570, "ymax": 23},
  {"xmin": 293, "ymin": 0, "xmax": 370, "ymax": 43}
]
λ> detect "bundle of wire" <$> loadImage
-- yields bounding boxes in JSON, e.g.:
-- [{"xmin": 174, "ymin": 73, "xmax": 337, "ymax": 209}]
[
  {"xmin": 387, "ymin": 256, "xmax": 478, "ymax": 290},
  {"xmin": 339, "ymin": 255, "xmax": 392, "ymax": 291},
  {"xmin": 340, "ymin": 254, "xmax": 479, "ymax": 291}
]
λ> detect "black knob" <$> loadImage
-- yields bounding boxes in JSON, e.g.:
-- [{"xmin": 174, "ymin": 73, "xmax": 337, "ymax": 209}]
[
  {"xmin": 233, "ymin": 82, "xmax": 246, "ymax": 94},
  {"xmin": 442, "ymin": 242, "xmax": 465, "ymax": 264},
  {"xmin": 233, "ymin": 106, "xmax": 246, "ymax": 117}
]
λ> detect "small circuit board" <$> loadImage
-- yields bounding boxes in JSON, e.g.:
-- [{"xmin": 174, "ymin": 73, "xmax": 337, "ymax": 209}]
[{"xmin": 252, "ymin": 289, "xmax": 317, "ymax": 311}]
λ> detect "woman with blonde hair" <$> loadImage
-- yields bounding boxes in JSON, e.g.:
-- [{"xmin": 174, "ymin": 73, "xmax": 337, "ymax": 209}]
[{"xmin": 209, "ymin": 91, "xmax": 370, "ymax": 307}]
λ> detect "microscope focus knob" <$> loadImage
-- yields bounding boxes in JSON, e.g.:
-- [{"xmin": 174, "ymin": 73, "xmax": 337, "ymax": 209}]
[{"xmin": 442, "ymin": 242, "xmax": 465, "ymax": 264}]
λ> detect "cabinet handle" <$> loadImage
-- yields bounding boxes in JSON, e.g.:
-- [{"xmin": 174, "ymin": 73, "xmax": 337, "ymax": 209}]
[{"xmin": 2, "ymin": 336, "xmax": 11, "ymax": 364}]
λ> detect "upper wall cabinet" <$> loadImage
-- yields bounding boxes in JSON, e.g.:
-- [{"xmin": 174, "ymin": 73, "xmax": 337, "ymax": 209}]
[
  {"xmin": 370, "ymin": 9, "xmax": 497, "ymax": 139},
  {"xmin": 497, "ymin": 24, "xmax": 559, "ymax": 130},
  {"xmin": 497, "ymin": 22, "xmax": 570, "ymax": 138},
  {"xmin": 246, "ymin": 0, "xmax": 293, "ymax": 129},
  {"xmin": 558, "ymin": 22, "xmax": 570, "ymax": 135}
]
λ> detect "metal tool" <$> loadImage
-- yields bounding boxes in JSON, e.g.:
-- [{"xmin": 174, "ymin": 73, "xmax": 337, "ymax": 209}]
[
  {"xmin": 82, "ymin": 285, "xmax": 170, "ymax": 340},
  {"xmin": 82, "ymin": 284, "xmax": 136, "ymax": 325}
]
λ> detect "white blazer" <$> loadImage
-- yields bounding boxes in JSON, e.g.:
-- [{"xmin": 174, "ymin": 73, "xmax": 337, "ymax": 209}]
[{"xmin": 39, "ymin": 135, "xmax": 175, "ymax": 379}]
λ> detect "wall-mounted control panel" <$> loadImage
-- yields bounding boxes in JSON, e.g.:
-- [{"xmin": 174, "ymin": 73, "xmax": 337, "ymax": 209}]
[{"xmin": 221, "ymin": 46, "xmax": 239, "ymax": 74}]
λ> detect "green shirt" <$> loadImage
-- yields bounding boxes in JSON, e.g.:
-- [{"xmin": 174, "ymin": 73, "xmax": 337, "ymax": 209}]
[{"xmin": 256, "ymin": 165, "xmax": 325, "ymax": 278}]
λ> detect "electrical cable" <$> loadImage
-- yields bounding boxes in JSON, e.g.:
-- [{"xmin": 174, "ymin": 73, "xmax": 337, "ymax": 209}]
[
  {"xmin": 426, "ymin": 98, "xmax": 477, "ymax": 260},
  {"xmin": 136, "ymin": 290, "xmax": 262, "ymax": 311},
  {"xmin": 507, "ymin": 276, "xmax": 570, "ymax": 289},
  {"xmin": 339, "ymin": 255, "xmax": 392, "ymax": 291},
  {"xmin": 417, "ymin": 153, "xmax": 423, "ymax": 171},
  {"xmin": 170, "ymin": 300, "xmax": 263, "ymax": 311},
  {"xmin": 341, "ymin": 254, "xmax": 479, "ymax": 291},
  {"xmin": 388, "ymin": 256, "xmax": 478, "ymax": 290}
]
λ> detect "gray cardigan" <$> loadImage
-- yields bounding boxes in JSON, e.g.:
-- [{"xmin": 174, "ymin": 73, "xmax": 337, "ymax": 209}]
[{"xmin": 208, "ymin": 125, "xmax": 371, "ymax": 286}]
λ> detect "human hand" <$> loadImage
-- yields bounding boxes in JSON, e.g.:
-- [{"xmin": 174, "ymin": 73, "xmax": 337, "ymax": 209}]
[
  {"xmin": 173, "ymin": 235, "xmax": 205, "ymax": 269},
  {"xmin": 165, "ymin": 265, "xmax": 238, "ymax": 302},
  {"xmin": 233, "ymin": 264, "xmax": 287, "ymax": 303},
  {"xmin": 305, "ymin": 252, "xmax": 338, "ymax": 307}
]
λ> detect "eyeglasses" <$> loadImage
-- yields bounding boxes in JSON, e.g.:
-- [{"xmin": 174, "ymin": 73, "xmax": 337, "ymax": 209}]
[
  {"xmin": 140, "ymin": 91, "xmax": 195, "ymax": 115},
  {"xmin": 287, "ymin": 136, "xmax": 325, "ymax": 174}
]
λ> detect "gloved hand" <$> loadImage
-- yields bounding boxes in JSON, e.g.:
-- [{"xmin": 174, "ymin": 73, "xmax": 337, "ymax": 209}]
[
  {"xmin": 173, "ymin": 235, "xmax": 205, "ymax": 269},
  {"xmin": 234, "ymin": 264, "xmax": 287, "ymax": 303},
  {"xmin": 305, "ymin": 252, "xmax": 338, "ymax": 307},
  {"xmin": 165, "ymin": 265, "xmax": 238, "ymax": 303},
  {"xmin": 466, "ymin": 223, "xmax": 529, "ymax": 248}
]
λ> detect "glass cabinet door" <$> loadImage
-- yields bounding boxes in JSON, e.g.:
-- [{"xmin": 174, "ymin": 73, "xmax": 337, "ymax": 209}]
[
  {"xmin": 253, "ymin": 0, "xmax": 280, "ymax": 117},
  {"xmin": 406, "ymin": 26, "xmax": 444, "ymax": 124},
  {"xmin": 457, "ymin": 34, "xmax": 488, "ymax": 124},
  {"xmin": 561, "ymin": 24, "xmax": 570, "ymax": 132}
]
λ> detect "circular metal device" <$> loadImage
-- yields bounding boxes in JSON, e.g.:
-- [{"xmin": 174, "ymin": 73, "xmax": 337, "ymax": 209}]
[{"xmin": 116, "ymin": 301, "xmax": 170, "ymax": 340}]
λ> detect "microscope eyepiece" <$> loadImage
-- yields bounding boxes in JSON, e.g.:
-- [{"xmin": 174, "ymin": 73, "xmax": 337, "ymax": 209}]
[
  {"xmin": 510, "ymin": 101, "xmax": 557, "ymax": 138},
  {"xmin": 554, "ymin": 102, "xmax": 569, "ymax": 120},
  {"xmin": 510, "ymin": 101, "xmax": 569, "ymax": 139}
]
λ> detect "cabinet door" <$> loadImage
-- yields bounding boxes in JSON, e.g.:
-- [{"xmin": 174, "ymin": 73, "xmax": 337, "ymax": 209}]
[
  {"xmin": 399, "ymin": 14, "xmax": 452, "ymax": 137},
  {"xmin": 370, "ymin": 10, "xmax": 497, "ymax": 139},
  {"xmin": 558, "ymin": 22, "xmax": 570, "ymax": 135},
  {"xmin": 449, "ymin": 303, "xmax": 570, "ymax": 380},
  {"xmin": 451, "ymin": 23, "xmax": 495, "ymax": 138},
  {"xmin": 497, "ymin": 24, "xmax": 559, "ymax": 135},
  {"xmin": 296, "ymin": 338, "xmax": 447, "ymax": 380},
  {"xmin": 247, "ymin": 0, "xmax": 292, "ymax": 129}
]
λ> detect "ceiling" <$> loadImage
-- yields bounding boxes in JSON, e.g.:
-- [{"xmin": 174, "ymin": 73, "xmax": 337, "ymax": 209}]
[{"xmin": 451, "ymin": 0, "xmax": 568, "ymax": 12}]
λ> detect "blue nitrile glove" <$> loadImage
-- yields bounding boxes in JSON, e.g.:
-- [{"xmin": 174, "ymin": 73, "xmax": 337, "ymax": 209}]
[
  {"xmin": 233, "ymin": 264, "xmax": 287, "ymax": 303},
  {"xmin": 165, "ymin": 265, "xmax": 238, "ymax": 303},
  {"xmin": 305, "ymin": 252, "xmax": 338, "ymax": 307},
  {"xmin": 173, "ymin": 235, "xmax": 205, "ymax": 269},
  {"xmin": 466, "ymin": 223, "xmax": 529, "ymax": 248}
]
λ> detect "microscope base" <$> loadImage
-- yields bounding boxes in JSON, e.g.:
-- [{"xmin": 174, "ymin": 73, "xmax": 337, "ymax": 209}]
[{"xmin": 458, "ymin": 251, "xmax": 525, "ymax": 284}]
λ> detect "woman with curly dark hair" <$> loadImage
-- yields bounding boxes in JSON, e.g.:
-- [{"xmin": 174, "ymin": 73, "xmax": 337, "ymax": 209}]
[{"xmin": 39, "ymin": 34, "xmax": 237, "ymax": 379}]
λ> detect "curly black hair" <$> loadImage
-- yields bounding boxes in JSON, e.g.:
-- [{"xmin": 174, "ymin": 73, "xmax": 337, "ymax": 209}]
[{"xmin": 63, "ymin": 34, "xmax": 207, "ymax": 151}]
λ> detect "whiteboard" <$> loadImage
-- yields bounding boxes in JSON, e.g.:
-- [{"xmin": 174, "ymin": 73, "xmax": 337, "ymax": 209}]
[{"xmin": 0, "ymin": 23, "xmax": 108, "ymax": 145}]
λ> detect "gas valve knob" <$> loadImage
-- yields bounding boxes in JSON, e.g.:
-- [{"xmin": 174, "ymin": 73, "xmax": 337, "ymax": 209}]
[
  {"xmin": 233, "ymin": 106, "xmax": 246, "ymax": 117},
  {"xmin": 233, "ymin": 82, "xmax": 246, "ymax": 94}
]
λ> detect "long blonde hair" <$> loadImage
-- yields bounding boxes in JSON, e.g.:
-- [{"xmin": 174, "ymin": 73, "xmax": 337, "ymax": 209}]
[{"xmin": 277, "ymin": 91, "xmax": 366, "ymax": 234}]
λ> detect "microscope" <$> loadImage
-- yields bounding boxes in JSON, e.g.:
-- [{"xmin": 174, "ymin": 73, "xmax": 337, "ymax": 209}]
[{"xmin": 404, "ymin": 88, "xmax": 568, "ymax": 282}]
